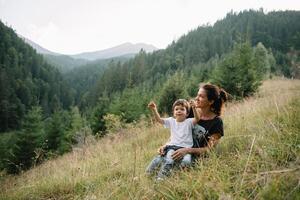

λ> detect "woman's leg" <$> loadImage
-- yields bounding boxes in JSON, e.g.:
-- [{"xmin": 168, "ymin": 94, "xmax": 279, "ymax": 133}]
[{"xmin": 180, "ymin": 153, "xmax": 192, "ymax": 168}]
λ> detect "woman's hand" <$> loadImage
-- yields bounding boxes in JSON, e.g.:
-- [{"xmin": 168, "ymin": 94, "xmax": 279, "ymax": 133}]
[
  {"xmin": 171, "ymin": 148, "xmax": 189, "ymax": 161},
  {"xmin": 157, "ymin": 145, "xmax": 166, "ymax": 156}
]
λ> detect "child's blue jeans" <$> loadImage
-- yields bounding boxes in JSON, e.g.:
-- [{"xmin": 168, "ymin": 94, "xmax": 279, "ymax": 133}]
[{"xmin": 146, "ymin": 145, "xmax": 192, "ymax": 178}]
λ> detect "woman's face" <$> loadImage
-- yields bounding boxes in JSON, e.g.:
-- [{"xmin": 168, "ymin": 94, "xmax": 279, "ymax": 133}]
[{"xmin": 195, "ymin": 88, "xmax": 213, "ymax": 108}]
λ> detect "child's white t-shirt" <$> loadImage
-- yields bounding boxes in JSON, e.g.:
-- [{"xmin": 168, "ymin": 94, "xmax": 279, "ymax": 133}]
[{"xmin": 163, "ymin": 117, "xmax": 194, "ymax": 148}]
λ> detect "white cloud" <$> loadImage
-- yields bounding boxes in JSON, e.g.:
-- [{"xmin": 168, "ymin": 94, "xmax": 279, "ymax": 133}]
[
  {"xmin": 26, "ymin": 22, "xmax": 60, "ymax": 51},
  {"xmin": 0, "ymin": 0, "xmax": 7, "ymax": 5}
]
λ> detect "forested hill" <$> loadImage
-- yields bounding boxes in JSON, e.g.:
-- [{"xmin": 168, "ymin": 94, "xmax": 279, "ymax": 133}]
[
  {"xmin": 83, "ymin": 10, "xmax": 299, "ymax": 111},
  {"xmin": 89, "ymin": 10, "xmax": 300, "ymax": 99},
  {"xmin": 168, "ymin": 9, "xmax": 300, "ymax": 65},
  {"xmin": 0, "ymin": 20, "xmax": 74, "ymax": 132},
  {"xmin": 64, "ymin": 56, "xmax": 131, "ymax": 106}
]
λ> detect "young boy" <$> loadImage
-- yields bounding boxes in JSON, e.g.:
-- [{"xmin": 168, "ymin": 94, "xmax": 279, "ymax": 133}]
[{"xmin": 147, "ymin": 99, "xmax": 200, "ymax": 180}]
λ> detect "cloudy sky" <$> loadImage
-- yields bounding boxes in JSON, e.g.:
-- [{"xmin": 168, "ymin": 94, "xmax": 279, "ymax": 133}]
[{"xmin": 0, "ymin": 0, "xmax": 299, "ymax": 54}]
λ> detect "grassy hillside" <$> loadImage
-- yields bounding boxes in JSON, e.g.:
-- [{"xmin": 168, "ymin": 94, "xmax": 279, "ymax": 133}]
[{"xmin": 1, "ymin": 78, "xmax": 300, "ymax": 199}]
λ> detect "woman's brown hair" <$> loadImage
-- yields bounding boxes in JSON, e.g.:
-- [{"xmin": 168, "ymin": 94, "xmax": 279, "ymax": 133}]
[{"xmin": 201, "ymin": 84, "xmax": 228, "ymax": 116}]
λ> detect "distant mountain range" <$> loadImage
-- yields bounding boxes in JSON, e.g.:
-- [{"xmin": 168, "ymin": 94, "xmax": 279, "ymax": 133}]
[
  {"xmin": 22, "ymin": 37, "xmax": 59, "ymax": 56},
  {"xmin": 21, "ymin": 37, "xmax": 158, "ymax": 72},
  {"xmin": 71, "ymin": 42, "xmax": 158, "ymax": 60},
  {"xmin": 22, "ymin": 37, "xmax": 158, "ymax": 60}
]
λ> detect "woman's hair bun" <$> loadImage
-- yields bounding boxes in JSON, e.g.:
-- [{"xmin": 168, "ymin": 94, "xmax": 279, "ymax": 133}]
[{"xmin": 219, "ymin": 89, "xmax": 228, "ymax": 103}]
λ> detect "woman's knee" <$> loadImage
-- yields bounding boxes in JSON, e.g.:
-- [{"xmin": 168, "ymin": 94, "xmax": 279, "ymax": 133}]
[
  {"xmin": 180, "ymin": 159, "xmax": 192, "ymax": 167},
  {"xmin": 180, "ymin": 154, "xmax": 192, "ymax": 167}
]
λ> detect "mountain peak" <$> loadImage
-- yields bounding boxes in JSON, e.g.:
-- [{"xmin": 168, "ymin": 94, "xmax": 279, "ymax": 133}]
[{"xmin": 71, "ymin": 42, "xmax": 158, "ymax": 60}]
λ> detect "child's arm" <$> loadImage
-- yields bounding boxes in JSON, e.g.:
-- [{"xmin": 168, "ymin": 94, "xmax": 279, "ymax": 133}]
[
  {"xmin": 190, "ymin": 100, "xmax": 201, "ymax": 125},
  {"xmin": 148, "ymin": 101, "xmax": 164, "ymax": 125}
]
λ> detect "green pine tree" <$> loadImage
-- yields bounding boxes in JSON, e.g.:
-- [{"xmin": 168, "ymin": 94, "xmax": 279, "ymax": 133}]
[
  {"xmin": 158, "ymin": 72, "xmax": 188, "ymax": 115},
  {"xmin": 45, "ymin": 111, "xmax": 64, "ymax": 152},
  {"xmin": 211, "ymin": 42, "xmax": 263, "ymax": 98},
  {"xmin": 90, "ymin": 94, "xmax": 110, "ymax": 136},
  {"xmin": 7, "ymin": 106, "xmax": 43, "ymax": 173}
]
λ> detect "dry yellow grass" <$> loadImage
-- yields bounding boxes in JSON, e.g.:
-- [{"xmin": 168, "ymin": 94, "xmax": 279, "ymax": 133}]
[{"xmin": 1, "ymin": 78, "xmax": 300, "ymax": 200}]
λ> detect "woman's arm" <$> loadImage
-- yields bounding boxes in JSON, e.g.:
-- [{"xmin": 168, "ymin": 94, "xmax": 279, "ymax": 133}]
[
  {"xmin": 171, "ymin": 133, "xmax": 222, "ymax": 160},
  {"xmin": 189, "ymin": 133, "xmax": 221, "ymax": 155}
]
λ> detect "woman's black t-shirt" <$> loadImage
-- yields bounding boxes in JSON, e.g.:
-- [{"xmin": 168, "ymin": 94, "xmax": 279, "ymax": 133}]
[{"xmin": 192, "ymin": 116, "xmax": 224, "ymax": 148}]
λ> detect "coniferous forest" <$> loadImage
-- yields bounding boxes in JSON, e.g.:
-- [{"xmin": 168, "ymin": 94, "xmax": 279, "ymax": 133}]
[{"xmin": 0, "ymin": 9, "xmax": 300, "ymax": 174}]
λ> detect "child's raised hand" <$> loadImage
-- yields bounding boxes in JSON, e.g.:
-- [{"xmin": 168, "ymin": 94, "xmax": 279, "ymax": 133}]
[
  {"xmin": 148, "ymin": 101, "xmax": 157, "ymax": 111},
  {"xmin": 189, "ymin": 99, "xmax": 196, "ymax": 108}
]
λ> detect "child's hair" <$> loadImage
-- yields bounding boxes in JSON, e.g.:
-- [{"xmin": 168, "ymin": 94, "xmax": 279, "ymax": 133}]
[
  {"xmin": 172, "ymin": 99, "xmax": 190, "ymax": 114},
  {"xmin": 201, "ymin": 84, "xmax": 228, "ymax": 116}
]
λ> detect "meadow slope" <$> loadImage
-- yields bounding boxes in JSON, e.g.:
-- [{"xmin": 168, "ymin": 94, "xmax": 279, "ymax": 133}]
[{"xmin": 1, "ymin": 78, "xmax": 300, "ymax": 200}]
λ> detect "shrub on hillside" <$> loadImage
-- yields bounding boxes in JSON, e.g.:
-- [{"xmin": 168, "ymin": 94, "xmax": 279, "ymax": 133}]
[{"xmin": 211, "ymin": 42, "xmax": 273, "ymax": 98}]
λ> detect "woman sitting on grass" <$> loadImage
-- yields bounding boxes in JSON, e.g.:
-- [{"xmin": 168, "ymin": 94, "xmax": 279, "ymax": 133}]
[{"xmin": 146, "ymin": 83, "xmax": 228, "ymax": 177}]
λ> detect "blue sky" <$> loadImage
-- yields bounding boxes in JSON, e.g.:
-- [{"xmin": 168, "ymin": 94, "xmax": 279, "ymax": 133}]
[{"xmin": 0, "ymin": 0, "xmax": 299, "ymax": 54}]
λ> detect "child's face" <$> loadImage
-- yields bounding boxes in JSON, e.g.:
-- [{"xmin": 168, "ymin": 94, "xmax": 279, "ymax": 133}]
[{"xmin": 173, "ymin": 105, "xmax": 188, "ymax": 122}]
